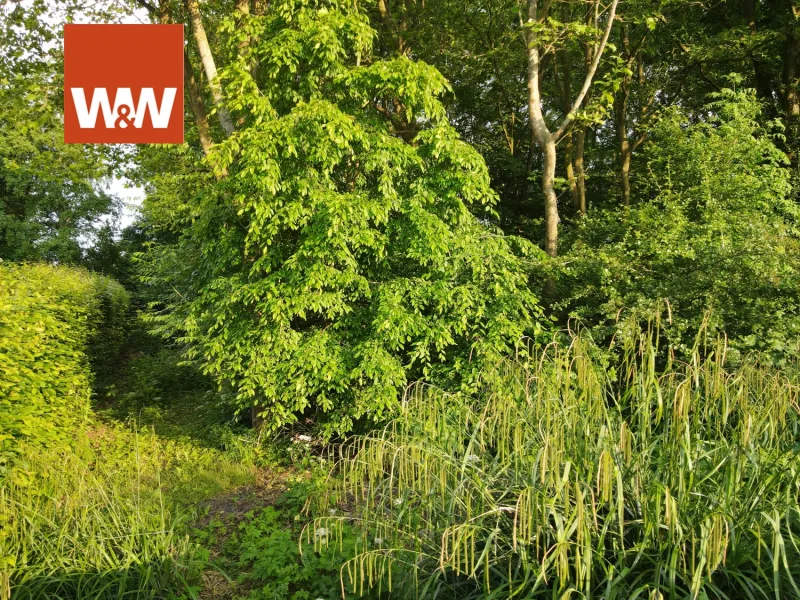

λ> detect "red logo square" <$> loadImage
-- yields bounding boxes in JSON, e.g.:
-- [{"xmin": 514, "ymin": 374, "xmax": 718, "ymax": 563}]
[{"xmin": 64, "ymin": 24, "xmax": 184, "ymax": 144}]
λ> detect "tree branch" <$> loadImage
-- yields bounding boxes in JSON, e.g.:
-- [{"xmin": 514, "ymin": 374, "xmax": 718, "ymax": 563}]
[
  {"xmin": 554, "ymin": 0, "xmax": 619, "ymax": 141},
  {"xmin": 184, "ymin": 0, "xmax": 236, "ymax": 136}
]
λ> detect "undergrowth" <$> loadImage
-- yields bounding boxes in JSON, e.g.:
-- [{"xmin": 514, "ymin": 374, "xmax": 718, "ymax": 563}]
[
  {"xmin": 0, "ymin": 415, "xmax": 254, "ymax": 600},
  {"xmin": 193, "ymin": 480, "xmax": 369, "ymax": 600}
]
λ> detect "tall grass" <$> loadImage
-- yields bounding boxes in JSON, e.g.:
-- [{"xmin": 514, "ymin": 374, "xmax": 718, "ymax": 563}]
[
  {"xmin": 0, "ymin": 429, "xmax": 226, "ymax": 600},
  {"xmin": 311, "ymin": 328, "xmax": 800, "ymax": 599}
]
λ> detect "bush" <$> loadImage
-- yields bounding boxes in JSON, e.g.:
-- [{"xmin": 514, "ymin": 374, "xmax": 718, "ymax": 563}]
[
  {"xmin": 313, "ymin": 328, "xmax": 800, "ymax": 599},
  {"xmin": 0, "ymin": 262, "xmax": 129, "ymax": 478},
  {"xmin": 558, "ymin": 89, "xmax": 800, "ymax": 364}
]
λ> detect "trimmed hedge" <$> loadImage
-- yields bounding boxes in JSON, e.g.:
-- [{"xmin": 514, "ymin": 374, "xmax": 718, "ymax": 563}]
[{"xmin": 0, "ymin": 263, "xmax": 129, "ymax": 477}]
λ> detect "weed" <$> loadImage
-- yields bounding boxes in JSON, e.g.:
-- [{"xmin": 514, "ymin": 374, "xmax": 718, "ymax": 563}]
[{"xmin": 0, "ymin": 420, "xmax": 254, "ymax": 600}]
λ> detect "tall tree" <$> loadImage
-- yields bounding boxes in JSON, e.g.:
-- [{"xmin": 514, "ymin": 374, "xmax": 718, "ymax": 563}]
[
  {"xmin": 0, "ymin": 0, "xmax": 117, "ymax": 264},
  {"xmin": 137, "ymin": 0, "xmax": 544, "ymax": 435},
  {"xmin": 184, "ymin": 0, "xmax": 235, "ymax": 136},
  {"xmin": 611, "ymin": 2, "xmax": 661, "ymax": 207},
  {"xmin": 521, "ymin": 0, "xmax": 619, "ymax": 256}
]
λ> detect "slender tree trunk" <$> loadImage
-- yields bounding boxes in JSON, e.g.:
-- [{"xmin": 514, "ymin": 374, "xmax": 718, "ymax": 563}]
[
  {"xmin": 143, "ymin": 0, "xmax": 220, "ymax": 161},
  {"xmin": 554, "ymin": 41, "xmax": 581, "ymax": 216},
  {"xmin": 542, "ymin": 138, "xmax": 559, "ymax": 256},
  {"xmin": 235, "ymin": 0, "xmax": 252, "ymax": 69},
  {"xmin": 573, "ymin": 127, "xmax": 587, "ymax": 214},
  {"xmin": 184, "ymin": 52, "xmax": 215, "ymax": 158},
  {"xmin": 565, "ymin": 132, "xmax": 580, "ymax": 212},
  {"xmin": 783, "ymin": 25, "xmax": 800, "ymax": 165},
  {"xmin": 620, "ymin": 141, "xmax": 631, "ymax": 207},
  {"xmin": 614, "ymin": 87, "xmax": 631, "ymax": 207},
  {"xmin": 250, "ymin": 406, "xmax": 263, "ymax": 430},
  {"xmin": 185, "ymin": 0, "xmax": 235, "ymax": 136},
  {"xmin": 525, "ymin": 0, "xmax": 559, "ymax": 257},
  {"xmin": 377, "ymin": 0, "xmax": 406, "ymax": 54},
  {"xmin": 523, "ymin": 0, "xmax": 618, "ymax": 255}
]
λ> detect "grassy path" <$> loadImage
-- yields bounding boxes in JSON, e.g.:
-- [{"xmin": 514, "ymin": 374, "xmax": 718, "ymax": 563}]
[{"xmin": 0, "ymin": 339, "xmax": 337, "ymax": 600}]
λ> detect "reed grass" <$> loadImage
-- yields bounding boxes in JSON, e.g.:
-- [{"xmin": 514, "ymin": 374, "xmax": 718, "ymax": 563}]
[{"xmin": 311, "ymin": 327, "xmax": 800, "ymax": 599}]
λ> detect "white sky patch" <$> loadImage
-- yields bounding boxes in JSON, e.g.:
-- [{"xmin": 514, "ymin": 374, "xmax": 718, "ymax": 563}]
[{"xmin": 107, "ymin": 176, "xmax": 144, "ymax": 229}]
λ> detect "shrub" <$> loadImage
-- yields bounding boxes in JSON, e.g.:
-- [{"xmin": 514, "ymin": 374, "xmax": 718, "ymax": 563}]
[
  {"xmin": 313, "ymin": 328, "xmax": 800, "ymax": 599},
  {"xmin": 0, "ymin": 262, "xmax": 129, "ymax": 477},
  {"xmin": 558, "ymin": 89, "xmax": 800, "ymax": 364}
]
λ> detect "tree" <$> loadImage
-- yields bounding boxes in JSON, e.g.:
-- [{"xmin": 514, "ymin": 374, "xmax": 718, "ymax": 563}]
[
  {"xmin": 0, "ymin": 0, "xmax": 118, "ymax": 264},
  {"xmin": 609, "ymin": 1, "xmax": 661, "ymax": 207},
  {"xmin": 369, "ymin": 0, "xmax": 538, "ymax": 240},
  {"xmin": 656, "ymin": 0, "xmax": 800, "ymax": 166},
  {"xmin": 139, "ymin": 0, "xmax": 544, "ymax": 435},
  {"xmin": 557, "ymin": 89, "xmax": 800, "ymax": 362},
  {"xmin": 522, "ymin": 0, "xmax": 620, "ymax": 257}
]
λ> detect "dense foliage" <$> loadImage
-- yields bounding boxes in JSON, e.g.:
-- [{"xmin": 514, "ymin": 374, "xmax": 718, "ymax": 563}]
[
  {"xmin": 0, "ymin": 0, "xmax": 120, "ymax": 264},
  {"xmin": 0, "ymin": 263, "xmax": 128, "ymax": 478},
  {"xmin": 2, "ymin": 0, "xmax": 800, "ymax": 598},
  {"xmin": 141, "ymin": 0, "xmax": 544, "ymax": 436},
  {"xmin": 558, "ymin": 89, "xmax": 800, "ymax": 362}
]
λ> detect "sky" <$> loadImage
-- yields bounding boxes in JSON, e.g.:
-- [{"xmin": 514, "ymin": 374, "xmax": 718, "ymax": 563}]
[{"xmin": 107, "ymin": 176, "xmax": 144, "ymax": 229}]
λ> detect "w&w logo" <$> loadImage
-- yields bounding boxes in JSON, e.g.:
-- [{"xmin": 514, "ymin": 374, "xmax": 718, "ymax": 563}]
[
  {"xmin": 70, "ymin": 88, "xmax": 178, "ymax": 130},
  {"xmin": 64, "ymin": 25, "xmax": 183, "ymax": 144}
]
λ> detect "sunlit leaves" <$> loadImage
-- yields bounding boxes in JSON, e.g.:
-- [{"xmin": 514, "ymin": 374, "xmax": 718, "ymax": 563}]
[{"xmin": 142, "ymin": 0, "xmax": 545, "ymax": 436}]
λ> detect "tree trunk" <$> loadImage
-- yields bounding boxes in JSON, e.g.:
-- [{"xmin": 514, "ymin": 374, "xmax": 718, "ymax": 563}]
[
  {"xmin": 250, "ymin": 405, "xmax": 263, "ymax": 430},
  {"xmin": 143, "ymin": 0, "xmax": 221, "ymax": 161},
  {"xmin": 565, "ymin": 132, "xmax": 580, "ymax": 213},
  {"xmin": 523, "ymin": 0, "xmax": 618, "ymax": 253},
  {"xmin": 184, "ymin": 51, "xmax": 215, "ymax": 158},
  {"xmin": 554, "ymin": 42, "xmax": 580, "ymax": 215},
  {"xmin": 525, "ymin": 0, "xmax": 560, "ymax": 257},
  {"xmin": 185, "ymin": 0, "xmax": 235, "ymax": 136},
  {"xmin": 377, "ymin": 0, "xmax": 407, "ymax": 54},
  {"xmin": 783, "ymin": 25, "xmax": 800, "ymax": 165},
  {"xmin": 620, "ymin": 142, "xmax": 631, "ymax": 207},
  {"xmin": 542, "ymin": 138, "xmax": 559, "ymax": 257},
  {"xmin": 235, "ymin": 0, "xmax": 252, "ymax": 70},
  {"xmin": 573, "ymin": 127, "xmax": 587, "ymax": 214},
  {"xmin": 614, "ymin": 87, "xmax": 631, "ymax": 207}
]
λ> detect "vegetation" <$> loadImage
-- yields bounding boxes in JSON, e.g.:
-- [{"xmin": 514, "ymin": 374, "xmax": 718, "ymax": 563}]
[
  {"xmin": 139, "ymin": 0, "xmax": 543, "ymax": 437},
  {"xmin": 0, "ymin": 263, "xmax": 128, "ymax": 477},
  {"xmin": 558, "ymin": 88, "xmax": 800, "ymax": 363},
  {"xmin": 315, "ymin": 326, "xmax": 800, "ymax": 598},
  {"xmin": 0, "ymin": 0, "xmax": 121, "ymax": 264},
  {"xmin": 2, "ymin": 0, "xmax": 800, "ymax": 598}
]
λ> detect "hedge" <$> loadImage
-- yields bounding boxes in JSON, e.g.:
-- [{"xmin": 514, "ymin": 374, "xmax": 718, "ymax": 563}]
[{"xmin": 0, "ymin": 263, "xmax": 129, "ymax": 478}]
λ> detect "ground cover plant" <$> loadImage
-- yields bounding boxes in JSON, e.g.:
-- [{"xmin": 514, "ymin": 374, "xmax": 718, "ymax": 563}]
[
  {"xmin": 192, "ymin": 480, "xmax": 370, "ymax": 600},
  {"xmin": 313, "ymin": 326, "xmax": 800, "ymax": 598}
]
